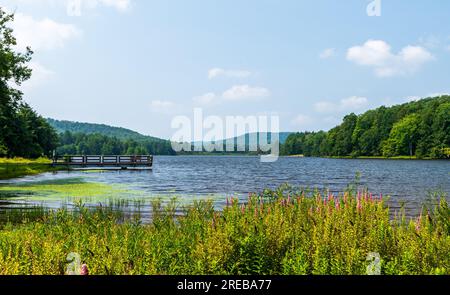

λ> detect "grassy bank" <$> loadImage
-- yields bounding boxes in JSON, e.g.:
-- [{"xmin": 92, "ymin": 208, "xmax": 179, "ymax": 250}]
[
  {"xmin": 0, "ymin": 157, "xmax": 58, "ymax": 180},
  {"xmin": 0, "ymin": 189, "xmax": 448, "ymax": 275}
]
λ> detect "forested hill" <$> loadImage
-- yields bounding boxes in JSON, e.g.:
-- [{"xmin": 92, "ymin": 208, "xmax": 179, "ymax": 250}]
[
  {"xmin": 47, "ymin": 119, "xmax": 166, "ymax": 143},
  {"xmin": 282, "ymin": 96, "xmax": 450, "ymax": 159},
  {"xmin": 47, "ymin": 119, "xmax": 176, "ymax": 156}
]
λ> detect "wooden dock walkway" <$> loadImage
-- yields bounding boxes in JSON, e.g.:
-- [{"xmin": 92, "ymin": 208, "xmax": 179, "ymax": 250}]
[{"xmin": 52, "ymin": 155, "xmax": 153, "ymax": 170}]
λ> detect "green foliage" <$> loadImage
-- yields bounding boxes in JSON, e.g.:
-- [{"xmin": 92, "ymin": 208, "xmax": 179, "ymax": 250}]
[
  {"xmin": 0, "ymin": 189, "xmax": 448, "ymax": 275},
  {"xmin": 382, "ymin": 114, "xmax": 420, "ymax": 157},
  {"xmin": 57, "ymin": 131, "xmax": 175, "ymax": 155},
  {"xmin": 0, "ymin": 8, "xmax": 58, "ymax": 158},
  {"xmin": 46, "ymin": 118, "xmax": 167, "ymax": 143},
  {"xmin": 282, "ymin": 96, "xmax": 450, "ymax": 159}
]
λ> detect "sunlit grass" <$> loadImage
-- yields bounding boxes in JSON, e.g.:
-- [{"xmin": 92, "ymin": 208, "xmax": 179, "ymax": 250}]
[
  {"xmin": 0, "ymin": 157, "xmax": 56, "ymax": 180},
  {"xmin": 0, "ymin": 157, "xmax": 51, "ymax": 164}
]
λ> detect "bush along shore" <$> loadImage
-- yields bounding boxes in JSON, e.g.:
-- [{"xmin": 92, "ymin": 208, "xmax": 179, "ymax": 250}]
[{"xmin": 0, "ymin": 189, "xmax": 448, "ymax": 275}]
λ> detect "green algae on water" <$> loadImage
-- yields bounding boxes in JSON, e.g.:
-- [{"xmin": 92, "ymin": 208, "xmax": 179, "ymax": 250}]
[{"xmin": 0, "ymin": 178, "xmax": 146, "ymax": 202}]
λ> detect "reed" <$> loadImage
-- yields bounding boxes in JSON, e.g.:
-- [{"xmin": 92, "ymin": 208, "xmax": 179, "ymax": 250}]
[{"xmin": 0, "ymin": 189, "xmax": 448, "ymax": 275}]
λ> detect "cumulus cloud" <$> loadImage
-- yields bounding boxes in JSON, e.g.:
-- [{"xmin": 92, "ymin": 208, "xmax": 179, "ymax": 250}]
[
  {"xmin": 319, "ymin": 48, "xmax": 336, "ymax": 59},
  {"xmin": 340, "ymin": 96, "xmax": 368, "ymax": 110},
  {"xmin": 78, "ymin": 0, "xmax": 131, "ymax": 12},
  {"xmin": 406, "ymin": 92, "xmax": 450, "ymax": 102},
  {"xmin": 347, "ymin": 40, "xmax": 434, "ymax": 77},
  {"xmin": 291, "ymin": 114, "xmax": 313, "ymax": 127},
  {"xmin": 20, "ymin": 62, "xmax": 54, "ymax": 90},
  {"xmin": 222, "ymin": 85, "xmax": 270, "ymax": 101},
  {"xmin": 314, "ymin": 101, "xmax": 335, "ymax": 113},
  {"xmin": 193, "ymin": 85, "xmax": 271, "ymax": 106},
  {"xmin": 3, "ymin": 0, "xmax": 131, "ymax": 13},
  {"xmin": 12, "ymin": 12, "xmax": 81, "ymax": 51},
  {"xmin": 149, "ymin": 100, "xmax": 179, "ymax": 113},
  {"xmin": 192, "ymin": 92, "xmax": 217, "ymax": 105},
  {"xmin": 427, "ymin": 92, "xmax": 450, "ymax": 97},
  {"xmin": 208, "ymin": 68, "xmax": 252, "ymax": 79},
  {"xmin": 150, "ymin": 100, "xmax": 175, "ymax": 108},
  {"xmin": 314, "ymin": 96, "xmax": 368, "ymax": 113}
]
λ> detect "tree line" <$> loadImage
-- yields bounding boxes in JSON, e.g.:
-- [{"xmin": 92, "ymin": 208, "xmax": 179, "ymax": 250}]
[
  {"xmin": 57, "ymin": 131, "xmax": 176, "ymax": 156},
  {"xmin": 281, "ymin": 96, "xmax": 450, "ymax": 159}
]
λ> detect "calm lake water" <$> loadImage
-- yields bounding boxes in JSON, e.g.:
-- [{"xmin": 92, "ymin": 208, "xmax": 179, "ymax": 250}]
[{"xmin": 1, "ymin": 156, "xmax": 449, "ymax": 216}]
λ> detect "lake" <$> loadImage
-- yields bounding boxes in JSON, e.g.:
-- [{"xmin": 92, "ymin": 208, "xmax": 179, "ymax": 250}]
[{"xmin": 1, "ymin": 156, "xmax": 449, "ymax": 217}]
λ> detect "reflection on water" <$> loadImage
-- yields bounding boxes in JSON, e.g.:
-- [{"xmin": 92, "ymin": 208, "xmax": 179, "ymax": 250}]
[{"xmin": 0, "ymin": 156, "xmax": 449, "ymax": 217}]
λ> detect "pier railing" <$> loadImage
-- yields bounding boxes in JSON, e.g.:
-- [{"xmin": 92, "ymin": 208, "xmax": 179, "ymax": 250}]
[{"xmin": 52, "ymin": 155, "xmax": 153, "ymax": 168}]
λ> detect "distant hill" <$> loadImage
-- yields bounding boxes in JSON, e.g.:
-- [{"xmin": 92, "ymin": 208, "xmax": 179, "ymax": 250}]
[
  {"xmin": 190, "ymin": 132, "xmax": 293, "ymax": 153},
  {"xmin": 47, "ymin": 118, "xmax": 176, "ymax": 155},
  {"xmin": 193, "ymin": 132, "xmax": 292, "ymax": 146},
  {"xmin": 48, "ymin": 119, "xmax": 293, "ymax": 154},
  {"xmin": 47, "ymin": 118, "xmax": 167, "ymax": 143}
]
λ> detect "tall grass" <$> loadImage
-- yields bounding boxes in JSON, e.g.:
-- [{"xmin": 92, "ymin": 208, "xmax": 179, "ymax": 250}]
[{"xmin": 0, "ymin": 189, "xmax": 448, "ymax": 275}]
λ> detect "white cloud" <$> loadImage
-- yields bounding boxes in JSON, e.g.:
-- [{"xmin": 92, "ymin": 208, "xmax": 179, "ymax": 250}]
[
  {"xmin": 347, "ymin": 40, "xmax": 434, "ymax": 77},
  {"xmin": 319, "ymin": 48, "xmax": 336, "ymax": 59},
  {"xmin": 222, "ymin": 85, "xmax": 270, "ymax": 101},
  {"xmin": 291, "ymin": 114, "xmax": 312, "ymax": 127},
  {"xmin": 12, "ymin": 13, "xmax": 81, "ymax": 51},
  {"xmin": 3, "ymin": 0, "xmax": 131, "ymax": 13},
  {"xmin": 427, "ymin": 92, "xmax": 450, "ymax": 98},
  {"xmin": 418, "ymin": 35, "xmax": 441, "ymax": 49},
  {"xmin": 208, "ymin": 68, "xmax": 252, "ymax": 79},
  {"xmin": 405, "ymin": 92, "xmax": 449, "ymax": 103},
  {"xmin": 405, "ymin": 96, "xmax": 421, "ymax": 102},
  {"xmin": 150, "ymin": 100, "xmax": 175, "ymax": 108},
  {"xmin": 14, "ymin": 62, "xmax": 54, "ymax": 92},
  {"xmin": 80, "ymin": 0, "xmax": 131, "ymax": 12},
  {"xmin": 193, "ymin": 92, "xmax": 217, "ymax": 105},
  {"xmin": 193, "ymin": 85, "xmax": 271, "ymax": 106},
  {"xmin": 340, "ymin": 96, "xmax": 368, "ymax": 110},
  {"xmin": 149, "ymin": 100, "xmax": 178, "ymax": 113},
  {"xmin": 314, "ymin": 101, "xmax": 335, "ymax": 113},
  {"xmin": 314, "ymin": 96, "xmax": 368, "ymax": 114}
]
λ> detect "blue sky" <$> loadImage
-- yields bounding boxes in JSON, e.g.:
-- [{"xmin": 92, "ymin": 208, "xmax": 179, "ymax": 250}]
[{"xmin": 1, "ymin": 0, "xmax": 450, "ymax": 139}]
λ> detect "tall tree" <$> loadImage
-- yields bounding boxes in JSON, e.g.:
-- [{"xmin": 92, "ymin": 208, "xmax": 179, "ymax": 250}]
[{"xmin": 0, "ymin": 8, "xmax": 58, "ymax": 158}]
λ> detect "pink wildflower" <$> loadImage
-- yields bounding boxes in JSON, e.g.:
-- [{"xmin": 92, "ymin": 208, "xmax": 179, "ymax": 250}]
[
  {"xmin": 80, "ymin": 264, "xmax": 89, "ymax": 276},
  {"xmin": 356, "ymin": 198, "xmax": 362, "ymax": 211},
  {"xmin": 415, "ymin": 214, "xmax": 422, "ymax": 232}
]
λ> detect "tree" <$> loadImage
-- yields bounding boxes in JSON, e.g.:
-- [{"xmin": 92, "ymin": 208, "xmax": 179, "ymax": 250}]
[
  {"xmin": 382, "ymin": 114, "xmax": 421, "ymax": 157},
  {"xmin": 281, "ymin": 96, "xmax": 449, "ymax": 159},
  {"xmin": 0, "ymin": 8, "xmax": 58, "ymax": 158}
]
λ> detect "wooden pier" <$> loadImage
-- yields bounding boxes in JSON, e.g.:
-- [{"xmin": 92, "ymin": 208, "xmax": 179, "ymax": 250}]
[{"xmin": 52, "ymin": 155, "xmax": 153, "ymax": 170}]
